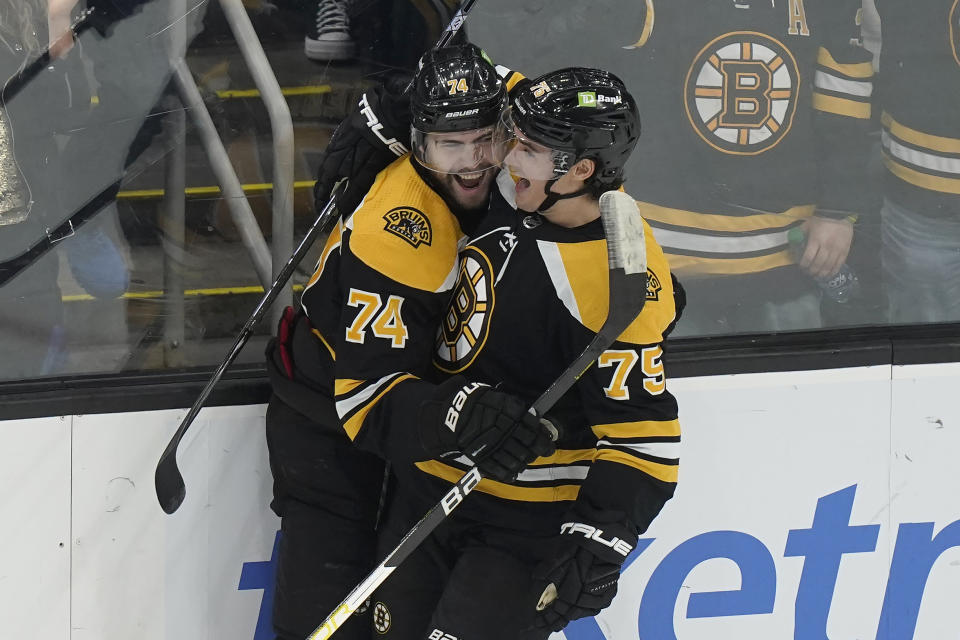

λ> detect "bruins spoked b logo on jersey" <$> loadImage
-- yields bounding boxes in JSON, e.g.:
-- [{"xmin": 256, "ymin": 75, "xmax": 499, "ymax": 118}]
[
  {"xmin": 435, "ymin": 246, "xmax": 494, "ymax": 373},
  {"xmin": 373, "ymin": 602, "xmax": 391, "ymax": 634},
  {"xmin": 685, "ymin": 31, "xmax": 800, "ymax": 155},
  {"xmin": 383, "ymin": 207, "xmax": 433, "ymax": 247}
]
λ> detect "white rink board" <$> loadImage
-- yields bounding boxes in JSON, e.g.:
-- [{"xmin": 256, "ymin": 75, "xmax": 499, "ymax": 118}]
[
  {"xmin": 0, "ymin": 417, "xmax": 71, "ymax": 640},
  {"xmin": 2, "ymin": 364, "xmax": 960, "ymax": 639}
]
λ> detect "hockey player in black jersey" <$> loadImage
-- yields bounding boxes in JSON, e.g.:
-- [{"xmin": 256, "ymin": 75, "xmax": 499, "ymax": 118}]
[
  {"xmin": 874, "ymin": 0, "xmax": 960, "ymax": 323},
  {"xmin": 262, "ymin": 45, "xmax": 554, "ymax": 640},
  {"xmin": 372, "ymin": 68, "xmax": 681, "ymax": 639},
  {"xmin": 618, "ymin": 0, "xmax": 877, "ymax": 334}
]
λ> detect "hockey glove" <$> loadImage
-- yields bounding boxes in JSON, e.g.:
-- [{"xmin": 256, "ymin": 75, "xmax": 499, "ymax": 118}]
[
  {"xmin": 420, "ymin": 379, "xmax": 557, "ymax": 482},
  {"xmin": 314, "ymin": 72, "xmax": 413, "ymax": 220},
  {"xmin": 87, "ymin": 0, "xmax": 155, "ymax": 37},
  {"xmin": 533, "ymin": 506, "xmax": 638, "ymax": 632}
]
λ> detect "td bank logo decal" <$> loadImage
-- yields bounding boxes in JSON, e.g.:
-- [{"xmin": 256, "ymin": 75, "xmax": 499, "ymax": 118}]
[{"xmin": 684, "ymin": 31, "xmax": 800, "ymax": 155}]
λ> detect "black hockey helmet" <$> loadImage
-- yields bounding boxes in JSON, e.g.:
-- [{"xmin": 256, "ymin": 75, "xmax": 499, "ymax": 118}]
[
  {"xmin": 411, "ymin": 43, "xmax": 507, "ymax": 133},
  {"xmin": 503, "ymin": 67, "xmax": 640, "ymax": 190}
]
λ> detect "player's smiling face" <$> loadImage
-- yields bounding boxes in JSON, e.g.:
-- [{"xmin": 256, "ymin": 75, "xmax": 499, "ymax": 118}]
[{"xmin": 420, "ymin": 128, "xmax": 500, "ymax": 211}]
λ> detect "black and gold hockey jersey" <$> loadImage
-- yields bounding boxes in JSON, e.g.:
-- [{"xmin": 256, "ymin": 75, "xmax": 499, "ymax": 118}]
[
  {"xmin": 282, "ymin": 155, "xmax": 488, "ymax": 462},
  {"xmin": 398, "ymin": 175, "xmax": 681, "ymax": 535},
  {"xmin": 876, "ymin": 0, "xmax": 960, "ymax": 217},
  {"xmin": 624, "ymin": 0, "xmax": 874, "ymax": 288}
]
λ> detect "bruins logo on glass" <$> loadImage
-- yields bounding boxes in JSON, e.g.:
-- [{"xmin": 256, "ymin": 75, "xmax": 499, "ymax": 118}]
[
  {"xmin": 684, "ymin": 31, "xmax": 800, "ymax": 155},
  {"xmin": 383, "ymin": 207, "xmax": 433, "ymax": 247},
  {"xmin": 435, "ymin": 246, "xmax": 494, "ymax": 373},
  {"xmin": 951, "ymin": 0, "xmax": 960, "ymax": 67},
  {"xmin": 373, "ymin": 602, "xmax": 391, "ymax": 634},
  {"xmin": 646, "ymin": 269, "xmax": 662, "ymax": 301}
]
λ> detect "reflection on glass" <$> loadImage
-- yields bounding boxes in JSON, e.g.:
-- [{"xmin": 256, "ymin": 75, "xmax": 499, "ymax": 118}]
[{"xmin": 0, "ymin": 0, "xmax": 956, "ymax": 386}]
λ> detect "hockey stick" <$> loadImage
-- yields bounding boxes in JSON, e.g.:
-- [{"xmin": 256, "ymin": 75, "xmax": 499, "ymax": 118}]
[
  {"xmin": 154, "ymin": 0, "xmax": 482, "ymax": 515},
  {"xmin": 1, "ymin": 9, "xmax": 96, "ymax": 105},
  {"xmin": 305, "ymin": 190, "xmax": 649, "ymax": 640},
  {"xmin": 153, "ymin": 180, "xmax": 345, "ymax": 514}
]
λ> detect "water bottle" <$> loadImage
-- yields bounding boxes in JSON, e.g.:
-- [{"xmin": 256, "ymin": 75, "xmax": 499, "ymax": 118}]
[{"xmin": 787, "ymin": 227, "xmax": 860, "ymax": 304}]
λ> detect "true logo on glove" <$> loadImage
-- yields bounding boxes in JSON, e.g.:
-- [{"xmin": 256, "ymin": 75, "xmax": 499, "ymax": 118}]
[
  {"xmin": 358, "ymin": 94, "xmax": 410, "ymax": 157},
  {"xmin": 561, "ymin": 522, "xmax": 635, "ymax": 557}
]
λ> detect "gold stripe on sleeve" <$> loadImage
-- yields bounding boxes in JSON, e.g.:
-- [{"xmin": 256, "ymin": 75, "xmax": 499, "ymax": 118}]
[
  {"xmin": 592, "ymin": 419, "xmax": 681, "ymax": 440},
  {"xmin": 812, "ymin": 93, "xmax": 871, "ymax": 119},
  {"xmin": 342, "ymin": 374, "xmax": 417, "ymax": 440},
  {"xmin": 883, "ymin": 157, "xmax": 960, "ymax": 195},
  {"xmin": 415, "ymin": 461, "xmax": 582, "ymax": 501},
  {"xmin": 882, "ymin": 112, "xmax": 960, "ymax": 154},
  {"xmin": 334, "ymin": 378, "xmax": 365, "ymax": 396},
  {"xmin": 312, "ymin": 328, "xmax": 336, "ymax": 360},
  {"xmin": 595, "ymin": 449, "xmax": 679, "ymax": 483}
]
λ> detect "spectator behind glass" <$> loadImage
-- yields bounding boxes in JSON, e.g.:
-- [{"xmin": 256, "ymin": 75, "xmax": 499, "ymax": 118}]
[
  {"xmin": 0, "ymin": 0, "xmax": 186, "ymax": 380},
  {"xmin": 619, "ymin": 1, "xmax": 878, "ymax": 336},
  {"xmin": 0, "ymin": 0, "xmax": 80, "ymax": 379},
  {"xmin": 874, "ymin": 0, "xmax": 960, "ymax": 324}
]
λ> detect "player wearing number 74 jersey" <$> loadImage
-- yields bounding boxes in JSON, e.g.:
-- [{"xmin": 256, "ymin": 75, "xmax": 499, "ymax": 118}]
[{"xmin": 262, "ymin": 44, "xmax": 547, "ymax": 640}]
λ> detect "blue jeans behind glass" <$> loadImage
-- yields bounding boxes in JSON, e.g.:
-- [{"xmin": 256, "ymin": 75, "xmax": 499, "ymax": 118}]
[{"xmin": 881, "ymin": 198, "xmax": 960, "ymax": 324}]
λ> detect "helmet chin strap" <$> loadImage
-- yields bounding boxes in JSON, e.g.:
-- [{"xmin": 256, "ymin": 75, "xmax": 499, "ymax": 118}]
[{"xmin": 537, "ymin": 178, "xmax": 590, "ymax": 214}]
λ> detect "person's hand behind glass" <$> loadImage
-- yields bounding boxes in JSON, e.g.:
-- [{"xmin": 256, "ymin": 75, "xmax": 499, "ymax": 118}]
[
  {"xmin": 47, "ymin": 0, "xmax": 80, "ymax": 59},
  {"xmin": 798, "ymin": 216, "xmax": 854, "ymax": 279}
]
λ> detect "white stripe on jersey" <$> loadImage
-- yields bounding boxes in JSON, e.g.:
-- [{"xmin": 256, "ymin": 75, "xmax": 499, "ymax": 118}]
[
  {"xmin": 597, "ymin": 439, "xmax": 681, "ymax": 462},
  {"xmin": 882, "ymin": 131, "xmax": 960, "ymax": 176},
  {"xmin": 335, "ymin": 372, "xmax": 406, "ymax": 419},
  {"xmin": 650, "ymin": 226, "xmax": 791, "ymax": 254},
  {"xmin": 536, "ymin": 240, "xmax": 582, "ymax": 323},
  {"xmin": 814, "ymin": 70, "xmax": 873, "ymax": 98}
]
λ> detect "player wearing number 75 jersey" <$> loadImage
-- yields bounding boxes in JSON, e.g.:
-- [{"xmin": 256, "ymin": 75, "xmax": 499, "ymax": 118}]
[
  {"xmin": 372, "ymin": 68, "xmax": 683, "ymax": 639},
  {"xmin": 262, "ymin": 44, "xmax": 550, "ymax": 640}
]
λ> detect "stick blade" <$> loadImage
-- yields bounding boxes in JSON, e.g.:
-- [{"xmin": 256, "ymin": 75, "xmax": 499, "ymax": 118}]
[
  {"xmin": 155, "ymin": 450, "xmax": 186, "ymax": 514},
  {"xmin": 599, "ymin": 191, "xmax": 647, "ymax": 275}
]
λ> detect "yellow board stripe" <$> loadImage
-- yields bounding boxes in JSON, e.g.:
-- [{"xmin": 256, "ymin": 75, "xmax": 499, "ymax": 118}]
[
  {"xmin": 596, "ymin": 449, "xmax": 679, "ymax": 483},
  {"xmin": 812, "ymin": 93, "xmax": 871, "ymax": 119},
  {"xmin": 334, "ymin": 378, "xmax": 365, "ymax": 396},
  {"xmin": 215, "ymin": 85, "xmax": 332, "ymax": 99},
  {"xmin": 342, "ymin": 374, "xmax": 416, "ymax": 440},
  {"xmin": 816, "ymin": 48, "xmax": 873, "ymax": 79},
  {"xmin": 882, "ymin": 112, "xmax": 960, "ymax": 155},
  {"xmin": 883, "ymin": 156, "xmax": 960, "ymax": 195},
  {"xmin": 415, "ymin": 460, "xmax": 581, "ymax": 502},
  {"xmin": 117, "ymin": 180, "xmax": 317, "ymax": 200},
  {"xmin": 638, "ymin": 201, "xmax": 815, "ymax": 232},
  {"xmin": 592, "ymin": 419, "xmax": 681, "ymax": 440},
  {"xmin": 665, "ymin": 250, "xmax": 795, "ymax": 276},
  {"xmin": 62, "ymin": 283, "xmax": 305, "ymax": 302}
]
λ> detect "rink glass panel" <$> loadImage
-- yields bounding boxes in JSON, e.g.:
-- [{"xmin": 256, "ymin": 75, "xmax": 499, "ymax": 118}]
[{"xmin": 0, "ymin": 0, "xmax": 955, "ymax": 384}]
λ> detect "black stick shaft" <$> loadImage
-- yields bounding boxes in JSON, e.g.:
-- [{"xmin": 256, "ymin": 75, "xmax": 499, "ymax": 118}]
[{"xmin": 154, "ymin": 182, "xmax": 343, "ymax": 513}]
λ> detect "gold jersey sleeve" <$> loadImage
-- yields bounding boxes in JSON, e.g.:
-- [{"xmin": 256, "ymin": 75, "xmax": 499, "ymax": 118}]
[{"xmin": 347, "ymin": 156, "xmax": 465, "ymax": 294}]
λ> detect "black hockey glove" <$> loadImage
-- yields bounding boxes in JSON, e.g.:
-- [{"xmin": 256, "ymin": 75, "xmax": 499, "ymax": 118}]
[
  {"xmin": 420, "ymin": 378, "xmax": 557, "ymax": 482},
  {"xmin": 533, "ymin": 506, "xmax": 638, "ymax": 632},
  {"xmin": 315, "ymin": 72, "xmax": 413, "ymax": 220},
  {"xmin": 86, "ymin": 0, "xmax": 154, "ymax": 37}
]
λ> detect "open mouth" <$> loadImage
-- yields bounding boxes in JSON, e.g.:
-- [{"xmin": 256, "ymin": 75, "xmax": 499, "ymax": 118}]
[
  {"xmin": 454, "ymin": 172, "xmax": 484, "ymax": 190},
  {"xmin": 515, "ymin": 178, "xmax": 531, "ymax": 194}
]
